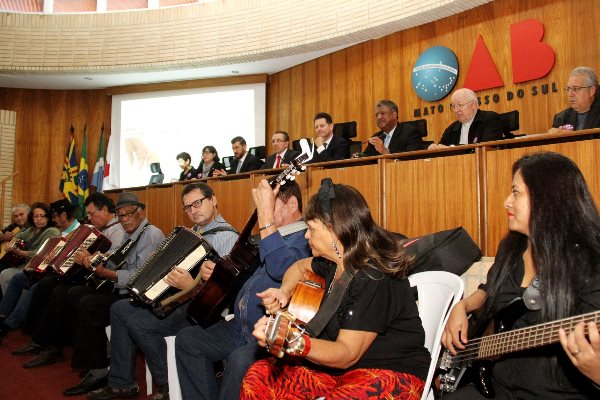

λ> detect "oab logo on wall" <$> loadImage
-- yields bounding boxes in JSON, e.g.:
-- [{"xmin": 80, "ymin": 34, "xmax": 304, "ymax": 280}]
[{"xmin": 412, "ymin": 46, "xmax": 459, "ymax": 102}]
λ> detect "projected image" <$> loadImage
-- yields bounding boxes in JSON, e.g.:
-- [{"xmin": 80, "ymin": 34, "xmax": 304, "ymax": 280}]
[{"xmin": 113, "ymin": 84, "xmax": 265, "ymax": 188}]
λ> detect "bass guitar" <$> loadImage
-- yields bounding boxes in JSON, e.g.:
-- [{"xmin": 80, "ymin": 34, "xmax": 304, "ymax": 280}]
[
  {"xmin": 438, "ymin": 298, "xmax": 600, "ymax": 397},
  {"xmin": 185, "ymin": 139, "xmax": 314, "ymax": 327},
  {"xmin": 265, "ymin": 270, "xmax": 326, "ymax": 358}
]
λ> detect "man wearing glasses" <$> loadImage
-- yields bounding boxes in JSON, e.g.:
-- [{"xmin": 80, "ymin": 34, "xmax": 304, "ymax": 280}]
[
  {"xmin": 429, "ymin": 88, "xmax": 502, "ymax": 149},
  {"xmin": 363, "ymin": 100, "xmax": 426, "ymax": 156},
  {"xmin": 260, "ymin": 131, "xmax": 300, "ymax": 170},
  {"xmin": 89, "ymin": 182, "xmax": 238, "ymax": 400},
  {"xmin": 551, "ymin": 67, "xmax": 600, "ymax": 132}
]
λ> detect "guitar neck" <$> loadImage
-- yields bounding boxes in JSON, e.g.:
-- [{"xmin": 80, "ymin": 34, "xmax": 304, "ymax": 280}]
[{"xmin": 459, "ymin": 310, "xmax": 600, "ymax": 361}]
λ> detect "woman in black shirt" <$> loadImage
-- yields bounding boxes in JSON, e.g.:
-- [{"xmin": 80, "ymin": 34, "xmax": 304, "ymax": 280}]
[
  {"xmin": 241, "ymin": 179, "xmax": 430, "ymax": 399},
  {"xmin": 442, "ymin": 152, "xmax": 600, "ymax": 399}
]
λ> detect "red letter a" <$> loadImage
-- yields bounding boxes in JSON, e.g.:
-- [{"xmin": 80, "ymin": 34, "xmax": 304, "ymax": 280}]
[
  {"xmin": 510, "ymin": 19, "xmax": 555, "ymax": 83},
  {"xmin": 463, "ymin": 35, "xmax": 504, "ymax": 92}
]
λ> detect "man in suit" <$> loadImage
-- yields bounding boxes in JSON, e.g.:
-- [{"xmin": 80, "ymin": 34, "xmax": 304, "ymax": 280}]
[
  {"xmin": 363, "ymin": 99, "xmax": 426, "ymax": 156},
  {"xmin": 228, "ymin": 136, "xmax": 263, "ymax": 174},
  {"xmin": 550, "ymin": 67, "xmax": 600, "ymax": 133},
  {"xmin": 308, "ymin": 112, "xmax": 350, "ymax": 163},
  {"xmin": 429, "ymin": 88, "xmax": 502, "ymax": 149},
  {"xmin": 260, "ymin": 131, "xmax": 300, "ymax": 169}
]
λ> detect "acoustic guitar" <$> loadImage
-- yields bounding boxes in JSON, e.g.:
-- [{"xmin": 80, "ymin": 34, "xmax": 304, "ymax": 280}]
[
  {"xmin": 265, "ymin": 270, "xmax": 326, "ymax": 358},
  {"xmin": 0, "ymin": 228, "xmax": 26, "ymax": 267},
  {"xmin": 186, "ymin": 140, "xmax": 314, "ymax": 327},
  {"xmin": 437, "ymin": 298, "xmax": 600, "ymax": 397}
]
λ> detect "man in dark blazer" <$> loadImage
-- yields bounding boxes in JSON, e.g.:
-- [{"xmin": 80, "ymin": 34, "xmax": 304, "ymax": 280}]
[
  {"xmin": 228, "ymin": 136, "xmax": 263, "ymax": 174},
  {"xmin": 429, "ymin": 88, "xmax": 502, "ymax": 149},
  {"xmin": 260, "ymin": 131, "xmax": 300, "ymax": 169},
  {"xmin": 307, "ymin": 112, "xmax": 350, "ymax": 164},
  {"xmin": 363, "ymin": 99, "xmax": 426, "ymax": 156},
  {"xmin": 550, "ymin": 67, "xmax": 600, "ymax": 133}
]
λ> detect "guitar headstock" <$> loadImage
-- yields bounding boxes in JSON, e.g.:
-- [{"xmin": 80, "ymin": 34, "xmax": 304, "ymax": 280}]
[{"xmin": 272, "ymin": 139, "xmax": 313, "ymax": 187}]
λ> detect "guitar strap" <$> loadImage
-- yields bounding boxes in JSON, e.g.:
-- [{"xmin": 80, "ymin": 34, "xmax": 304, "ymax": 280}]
[{"xmin": 306, "ymin": 265, "xmax": 356, "ymax": 337}]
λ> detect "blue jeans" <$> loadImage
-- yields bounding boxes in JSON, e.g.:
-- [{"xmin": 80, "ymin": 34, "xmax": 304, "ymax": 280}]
[
  {"xmin": 175, "ymin": 321, "xmax": 263, "ymax": 400},
  {"xmin": 0, "ymin": 271, "xmax": 34, "ymax": 329},
  {"xmin": 108, "ymin": 299, "xmax": 191, "ymax": 389}
]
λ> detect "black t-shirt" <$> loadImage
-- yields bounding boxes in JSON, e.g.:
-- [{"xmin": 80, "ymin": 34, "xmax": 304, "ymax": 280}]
[
  {"xmin": 310, "ymin": 257, "xmax": 431, "ymax": 380},
  {"xmin": 179, "ymin": 167, "xmax": 197, "ymax": 181},
  {"xmin": 479, "ymin": 249, "xmax": 600, "ymax": 399}
]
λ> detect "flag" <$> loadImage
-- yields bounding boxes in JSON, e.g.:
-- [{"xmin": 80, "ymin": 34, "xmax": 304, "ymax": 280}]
[
  {"xmin": 91, "ymin": 124, "xmax": 105, "ymax": 192},
  {"xmin": 102, "ymin": 132, "xmax": 119, "ymax": 190},
  {"xmin": 77, "ymin": 126, "xmax": 89, "ymax": 220},
  {"xmin": 59, "ymin": 126, "xmax": 79, "ymax": 205}
]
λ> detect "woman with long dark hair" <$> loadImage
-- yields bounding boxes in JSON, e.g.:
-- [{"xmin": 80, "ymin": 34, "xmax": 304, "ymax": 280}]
[
  {"xmin": 442, "ymin": 152, "xmax": 600, "ymax": 399},
  {"xmin": 241, "ymin": 179, "xmax": 430, "ymax": 399}
]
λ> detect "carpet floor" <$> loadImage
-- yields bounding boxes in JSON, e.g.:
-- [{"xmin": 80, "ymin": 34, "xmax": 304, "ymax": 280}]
[{"xmin": 0, "ymin": 329, "xmax": 150, "ymax": 400}]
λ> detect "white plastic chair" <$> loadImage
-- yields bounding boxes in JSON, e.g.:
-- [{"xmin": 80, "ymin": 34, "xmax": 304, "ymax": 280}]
[
  {"xmin": 145, "ymin": 336, "xmax": 182, "ymax": 400},
  {"xmin": 408, "ymin": 271, "xmax": 464, "ymax": 400}
]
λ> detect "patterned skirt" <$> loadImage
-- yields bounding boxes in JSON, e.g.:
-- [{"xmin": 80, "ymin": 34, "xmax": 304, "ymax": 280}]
[{"xmin": 241, "ymin": 358, "xmax": 425, "ymax": 400}]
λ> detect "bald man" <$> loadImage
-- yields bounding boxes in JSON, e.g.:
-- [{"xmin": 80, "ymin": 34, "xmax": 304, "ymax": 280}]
[{"xmin": 429, "ymin": 88, "xmax": 502, "ymax": 149}]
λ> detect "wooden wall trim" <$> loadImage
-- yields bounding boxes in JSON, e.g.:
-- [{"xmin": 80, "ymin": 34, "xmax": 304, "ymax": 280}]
[{"xmin": 106, "ymin": 74, "xmax": 269, "ymax": 96}]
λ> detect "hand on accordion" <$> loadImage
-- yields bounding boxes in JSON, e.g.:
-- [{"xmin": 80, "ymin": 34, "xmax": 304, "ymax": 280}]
[
  {"xmin": 199, "ymin": 260, "xmax": 216, "ymax": 282},
  {"xmin": 163, "ymin": 266, "xmax": 195, "ymax": 291},
  {"xmin": 73, "ymin": 249, "xmax": 91, "ymax": 267}
]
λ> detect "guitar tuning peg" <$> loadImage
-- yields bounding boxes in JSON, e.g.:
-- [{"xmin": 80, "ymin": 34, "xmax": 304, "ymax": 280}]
[{"xmin": 290, "ymin": 176, "xmax": 296, "ymax": 181}]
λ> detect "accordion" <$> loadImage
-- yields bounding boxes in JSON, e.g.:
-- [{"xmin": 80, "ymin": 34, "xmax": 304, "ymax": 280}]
[
  {"xmin": 50, "ymin": 225, "xmax": 112, "ymax": 281},
  {"xmin": 24, "ymin": 236, "xmax": 67, "ymax": 278},
  {"xmin": 127, "ymin": 226, "xmax": 218, "ymax": 318}
]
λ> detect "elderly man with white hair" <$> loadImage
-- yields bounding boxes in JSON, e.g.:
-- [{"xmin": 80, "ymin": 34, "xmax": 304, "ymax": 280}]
[
  {"xmin": 429, "ymin": 88, "xmax": 502, "ymax": 149},
  {"xmin": 550, "ymin": 66, "xmax": 600, "ymax": 132}
]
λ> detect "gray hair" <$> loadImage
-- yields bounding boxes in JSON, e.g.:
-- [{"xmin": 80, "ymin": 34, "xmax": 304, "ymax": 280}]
[
  {"xmin": 12, "ymin": 203, "xmax": 30, "ymax": 214},
  {"xmin": 569, "ymin": 67, "xmax": 599, "ymax": 86},
  {"xmin": 376, "ymin": 100, "xmax": 399, "ymax": 114}
]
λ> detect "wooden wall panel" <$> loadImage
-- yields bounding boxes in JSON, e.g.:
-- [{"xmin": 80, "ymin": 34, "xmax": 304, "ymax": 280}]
[
  {"xmin": 144, "ymin": 184, "xmax": 175, "ymax": 235},
  {"xmin": 206, "ymin": 176, "xmax": 255, "ymax": 231},
  {"xmin": 384, "ymin": 153, "xmax": 480, "ymax": 246},
  {"xmin": 0, "ymin": 87, "xmax": 111, "ymax": 206},
  {"xmin": 484, "ymin": 138, "xmax": 600, "ymax": 255},
  {"xmin": 307, "ymin": 162, "xmax": 381, "ymax": 224},
  {"xmin": 267, "ymin": 0, "xmax": 600, "ymax": 146}
]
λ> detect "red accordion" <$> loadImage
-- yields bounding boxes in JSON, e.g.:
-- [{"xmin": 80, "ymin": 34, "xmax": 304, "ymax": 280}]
[{"xmin": 50, "ymin": 225, "xmax": 112, "ymax": 280}]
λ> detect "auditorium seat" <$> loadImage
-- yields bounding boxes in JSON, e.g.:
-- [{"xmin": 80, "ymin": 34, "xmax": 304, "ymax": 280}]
[
  {"xmin": 221, "ymin": 156, "xmax": 235, "ymax": 173},
  {"xmin": 149, "ymin": 163, "xmax": 164, "ymax": 185},
  {"xmin": 500, "ymin": 110, "xmax": 522, "ymax": 139},
  {"xmin": 249, "ymin": 145, "xmax": 266, "ymax": 160}
]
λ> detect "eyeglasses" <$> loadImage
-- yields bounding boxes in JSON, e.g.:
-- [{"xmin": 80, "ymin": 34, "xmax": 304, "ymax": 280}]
[
  {"xmin": 183, "ymin": 197, "xmax": 208, "ymax": 213},
  {"xmin": 450, "ymin": 100, "xmax": 474, "ymax": 111},
  {"xmin": 33, "ymin": 214, "xmax": 47, "ymax": 219},
  {"xmin": 116, "ymin": 207, "xmax": 139, "ymax": 220},
  {"xmin": 86, "ymin": 208, "xmax": 99, "ymax": 218},
  {"xmin": 271, "ymin": 139, "xmax": 288, "ymax": 144},
  {"xmin": 565, "ymin": 86, "xmax": 593, "ymax": 93}
]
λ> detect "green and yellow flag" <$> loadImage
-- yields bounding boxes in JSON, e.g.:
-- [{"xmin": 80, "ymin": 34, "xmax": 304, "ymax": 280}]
[{"xmin": 77, "ymin": 126, "xmax": 89, "ymax": 220}]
